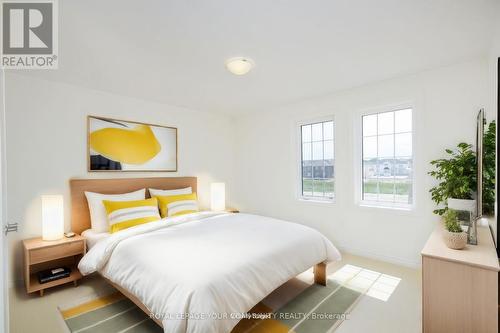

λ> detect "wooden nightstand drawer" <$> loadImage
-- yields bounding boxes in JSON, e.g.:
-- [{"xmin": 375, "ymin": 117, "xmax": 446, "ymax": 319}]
[{"xmin": 30, "ymin": 240, "xmax": 84, "ymax": 264}]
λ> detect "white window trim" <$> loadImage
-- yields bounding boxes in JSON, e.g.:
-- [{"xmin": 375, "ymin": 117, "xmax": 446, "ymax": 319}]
[
  {"xmin": 353, "ymin": 102, "xmax": 417, "ymax": 211},
  {"xmin": 295, "ymin": 115, "xmax": 336, "ymax": 204}
]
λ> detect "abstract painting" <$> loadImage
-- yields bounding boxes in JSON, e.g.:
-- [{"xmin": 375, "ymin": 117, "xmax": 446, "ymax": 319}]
[{"xmin": 88, "ymin": 116, "xmax": 177, "ymax": 171}]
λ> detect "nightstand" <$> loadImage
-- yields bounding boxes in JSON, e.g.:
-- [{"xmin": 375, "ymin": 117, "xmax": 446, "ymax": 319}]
[{"xmin": 23, "ymin": 235, "xmax": 86, "ymax": 296}]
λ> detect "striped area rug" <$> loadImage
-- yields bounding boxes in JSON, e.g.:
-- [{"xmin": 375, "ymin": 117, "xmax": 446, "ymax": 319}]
[
  {"xmin": 59, "ymin": 265, "xmax": 380, "ymax": 333},
  {"xmin": 60, "ymin": 292, "xmax": 162, "ymax": 333},
  {"xmin": 231, "ymin": 280, "xmax": 361, "ymax": 333}
]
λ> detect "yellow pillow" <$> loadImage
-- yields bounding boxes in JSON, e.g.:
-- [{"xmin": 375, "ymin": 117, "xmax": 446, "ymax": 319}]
[
  {"xmin": 156, "ymin": 193, "xmax": 199, "ymax": 218},
  {"xmin": 103, "ymin": 198, "xmax": 161, "ymax": 233}
]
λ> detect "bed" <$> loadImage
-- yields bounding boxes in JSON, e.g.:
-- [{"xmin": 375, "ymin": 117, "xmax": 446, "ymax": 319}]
[{"xmin": 72, "ymin": 177, "xmax": 341, "ymax": 333}]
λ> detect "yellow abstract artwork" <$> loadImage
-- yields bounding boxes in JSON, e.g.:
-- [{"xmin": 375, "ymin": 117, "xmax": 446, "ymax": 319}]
[{"xmin": 88, "ymin": 116, "xmax": 177, "ymax": 171}]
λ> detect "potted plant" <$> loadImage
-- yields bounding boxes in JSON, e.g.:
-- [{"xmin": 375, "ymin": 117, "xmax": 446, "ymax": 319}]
[
  {"xmin": 482, "ymin": 120, "xmax": 496, "ymax": 216},
  {"xmin": 429, "ymin": 142, "xmax": 477, "ymax": 215},
  {"xmin": 442, "ymin": 210, "xmax": 467, "ymax": 250}
]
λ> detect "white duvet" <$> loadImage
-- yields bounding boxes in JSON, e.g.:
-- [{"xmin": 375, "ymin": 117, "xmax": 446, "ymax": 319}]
[{"xmin": 78, "ymin": 212, "xmax": 341, "ymax": 333}]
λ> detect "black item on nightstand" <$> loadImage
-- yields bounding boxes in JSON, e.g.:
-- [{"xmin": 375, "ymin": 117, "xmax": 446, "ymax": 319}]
[{"xmin": 37, "ymin": 267, "xmax": 71, "ymax": 284}]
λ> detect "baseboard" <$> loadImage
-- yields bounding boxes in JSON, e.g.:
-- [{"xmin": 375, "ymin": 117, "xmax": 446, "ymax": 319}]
[{"xmin": 337, "ymin": 244, "xmax": 421, "ymax": 269}]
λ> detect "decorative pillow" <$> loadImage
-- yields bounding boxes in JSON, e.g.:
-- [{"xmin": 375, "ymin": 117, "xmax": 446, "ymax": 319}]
[
  {"xmin": 85, "ymin": 189, "xmax": 146, "ymax": 233},
  {"xmin": 156, "ymin": 193, "xmax": 199, "ymax": 218},
  {"xmin": 148, "ymin": 187, "xmax": 192, "ymax": 197},
  {"xmin": 103, "ymin": 198, "xmax": 161, "ymax": 233}
]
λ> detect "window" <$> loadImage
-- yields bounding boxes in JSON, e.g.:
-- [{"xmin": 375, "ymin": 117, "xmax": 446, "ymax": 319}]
[
  {"xmin": 361, "ymin": 108, "xmax": 413, "ymax": 208},
  {"xmin": 300, "ymin": 119, "xmax": 334, "ymax": 201}
]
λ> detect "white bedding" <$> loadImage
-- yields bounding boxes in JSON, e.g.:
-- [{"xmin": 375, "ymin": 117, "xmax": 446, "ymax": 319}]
[
  {"xmin": 78, "ymin": 212, "xmax": 341, "ymax": 333},
  {"xmin": 81, "ymin": 229, "xmax": 110, "ymax": 249}
]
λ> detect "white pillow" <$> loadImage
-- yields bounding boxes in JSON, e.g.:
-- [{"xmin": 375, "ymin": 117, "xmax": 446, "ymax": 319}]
[
  {"xmin": 148, "ymin": 187, "xmax": 192, "ymax": 197},
  {"xmin": 85, "ymin": 189, "xmax": 146, "ymax": 233}
]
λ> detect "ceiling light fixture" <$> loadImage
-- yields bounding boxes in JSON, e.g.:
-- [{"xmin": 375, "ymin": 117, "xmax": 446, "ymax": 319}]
[{"xmin": 225, "ymin": 57, "xmax": 254, "ymax": 75}]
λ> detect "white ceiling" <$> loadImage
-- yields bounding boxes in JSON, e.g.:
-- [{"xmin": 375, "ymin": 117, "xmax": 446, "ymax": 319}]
[{"xmin": 14, "ymin": 0, "xmax": 500, "ymax": 115}]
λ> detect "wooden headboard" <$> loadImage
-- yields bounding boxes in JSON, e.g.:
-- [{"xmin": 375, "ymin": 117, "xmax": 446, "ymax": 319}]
[{"xmin": 70, "ymin": 177, "xmax": 197, "ymax": 234}]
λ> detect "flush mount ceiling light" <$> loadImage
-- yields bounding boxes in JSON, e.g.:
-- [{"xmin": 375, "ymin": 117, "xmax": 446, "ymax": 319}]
[{"xmin": 225, "ymin": 57, "xmax": 254, "ymax": 75}]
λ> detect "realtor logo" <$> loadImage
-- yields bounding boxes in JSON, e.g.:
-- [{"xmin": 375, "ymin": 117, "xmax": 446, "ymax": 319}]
[{"xmin": 1, "ymin": 0, "xmax": 58, "ymax": 69}]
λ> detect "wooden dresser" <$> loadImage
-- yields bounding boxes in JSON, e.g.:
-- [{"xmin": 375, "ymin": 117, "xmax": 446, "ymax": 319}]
[{"xmin": 421, "ymin": 224, "xmax": 499, "ymax": 333}]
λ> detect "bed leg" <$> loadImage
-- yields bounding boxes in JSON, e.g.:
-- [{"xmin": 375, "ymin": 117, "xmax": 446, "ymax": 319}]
[{"xmin": 314, "ymin": 263, "xmax": 327, "ymax": 286}]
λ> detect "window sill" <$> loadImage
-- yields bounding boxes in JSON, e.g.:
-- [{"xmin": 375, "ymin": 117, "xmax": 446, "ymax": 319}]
[
  {"xmin": 298, "ymin": 197, "xmax": 335, "ymax": 205},
  {"xmin": 359, "ymin": 202, "xmax": 412, "ymax": 210}
]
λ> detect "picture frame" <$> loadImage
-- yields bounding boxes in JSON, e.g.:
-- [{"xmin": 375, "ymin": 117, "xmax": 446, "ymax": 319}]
[{"xmin": 87, "ymin": 116, "xmax": 178, "ymax": 172}]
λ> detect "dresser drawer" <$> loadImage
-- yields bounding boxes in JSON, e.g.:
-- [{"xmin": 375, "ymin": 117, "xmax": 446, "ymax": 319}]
[{"xmin": 30, "ymin": 241, "xmax": 84, "ymax": 264}]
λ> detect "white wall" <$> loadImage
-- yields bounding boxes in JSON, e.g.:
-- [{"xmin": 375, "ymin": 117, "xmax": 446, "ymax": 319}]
[
  {"xmin": 4, "ymin": 73, "xmax": 236, "ymax": 284},
  {"xmin": 233, "ymin": 59, "xmax": 490, "ymax": 267}
]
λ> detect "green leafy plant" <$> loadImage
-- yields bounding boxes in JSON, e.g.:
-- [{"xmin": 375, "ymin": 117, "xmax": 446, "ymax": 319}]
[
  {"xmin": 428, "ymin": 121, "xmax": 496, "ymax": 216},
  {"xmin": 443, "ymin": 210, "xmax": 462, "ymax": 233},
  {"xmin": 428, "ymin": 143, "xmax": 477, "ymax": 215},
  {"xmin": 483, "ymin": 120, "xmax": 496, "ymax": 215}
]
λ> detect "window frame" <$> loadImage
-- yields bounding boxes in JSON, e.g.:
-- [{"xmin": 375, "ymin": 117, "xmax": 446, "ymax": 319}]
[
  {"xmin": 354, "ymin": 104, "xmax": 416, "ymax": 211},
  {"xmin": 296, "ymin": 115, "xmax": 336, "ymax": 203}
]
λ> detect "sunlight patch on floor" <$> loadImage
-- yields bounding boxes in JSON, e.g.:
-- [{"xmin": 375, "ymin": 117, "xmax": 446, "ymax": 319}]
[{"xmin": 330, "ymin": 264, "xmax": 401, "ymax": 302}]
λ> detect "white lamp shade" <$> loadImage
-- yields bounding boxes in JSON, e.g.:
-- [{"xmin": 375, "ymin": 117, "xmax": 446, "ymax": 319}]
[
  {"xmin": 42, "ymin": 195, "xmax": 64, "ymax": 241},
  {"xmin": 210, "ymin": 183, "xmax": 226, "ymax": 211}
]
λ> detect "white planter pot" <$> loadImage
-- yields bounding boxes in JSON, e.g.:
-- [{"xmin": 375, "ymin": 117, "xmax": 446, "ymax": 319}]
[
  {"xmin": 447, "ymin": 198, "xmax": 476, "ymax": 215},
  {"xmin": 442, "ymin": 230, "xmax": 467, "ymax": 250}
]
